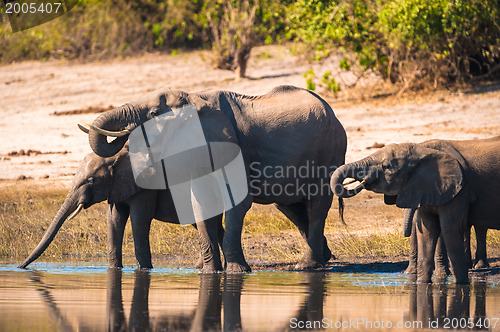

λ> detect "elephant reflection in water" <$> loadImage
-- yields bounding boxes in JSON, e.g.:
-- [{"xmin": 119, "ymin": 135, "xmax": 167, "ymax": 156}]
[
  {"xmin": 27, "ymin": 270, "xmax": 245, "ymax": 331},
  {"xmin": 107, "ymin": 270, "xmax": 245, "ymax": 331},
  {"xmin": 283, "ymin": 272, "xmax": 328, "ymax": 331},
  {"xmin": 405, "ymin": 283, "xmax": 487, "ymax": 329},
  {"xmin": 27, "ymin": 272, "xmax": 76, "ymax": 332}
]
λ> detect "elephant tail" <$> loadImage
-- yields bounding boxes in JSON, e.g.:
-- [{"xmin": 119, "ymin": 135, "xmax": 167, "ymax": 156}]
[{"xmin": 338, "ymin": 197, "xmax": 346, "ymax": 225}]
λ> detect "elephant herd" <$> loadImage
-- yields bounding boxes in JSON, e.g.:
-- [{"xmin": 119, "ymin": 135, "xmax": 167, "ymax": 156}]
[{"xmin": 19, "ymin": 85, "xmax": 500, "ymax": 284}]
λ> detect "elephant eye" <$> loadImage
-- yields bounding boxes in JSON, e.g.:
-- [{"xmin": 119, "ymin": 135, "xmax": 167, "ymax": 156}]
[
  {"xmin": 149, "ymin": 108, "xmax": 158, "ymax": 118},
  {"xmin": 88, "ymin": 177, "xmax": 95, "ymax": 185}
]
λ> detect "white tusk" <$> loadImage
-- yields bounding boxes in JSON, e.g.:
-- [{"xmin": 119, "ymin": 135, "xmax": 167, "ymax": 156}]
[
  {"xmin": 68, "ymin": 203, "xmax": 84, "ymax": 220},
  {"xmin": 78, "ymin": 123, "xmax": 90, "ymax": 134},
  {"xmin": 343, "ymin": 179, "xmax": 367, "ymax": 190},
  {"xmin": 342, "ymin": 178, "xmax": 357, "ymax": 185},
  {"xmin": 88, "ymin": 124, "xmax": 130, "ymax": 137}
]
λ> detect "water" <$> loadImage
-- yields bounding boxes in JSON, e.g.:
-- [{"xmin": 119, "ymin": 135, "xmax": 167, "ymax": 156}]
[{"xmin": 1, "ymin": 262, "xmax": 500, "ymax": 331}]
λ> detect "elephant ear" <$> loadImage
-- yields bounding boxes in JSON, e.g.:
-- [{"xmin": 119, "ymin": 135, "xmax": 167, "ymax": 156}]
[
  {"xmin": 396, "ymin": 146, "xmax": 464, "ymax": 208},
  {"xmin": 108, "ymin": 149, "xmax": 142, "ymax": 204}
]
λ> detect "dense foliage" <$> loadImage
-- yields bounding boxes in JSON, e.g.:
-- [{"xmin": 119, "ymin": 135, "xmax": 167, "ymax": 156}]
[
  {"xmin": 1, "ymin": 0, "xmax": 499, "ymax": 86},
  {"xmin": 287, "ymin": 0, "xmax": 500, "ymax": 87}
]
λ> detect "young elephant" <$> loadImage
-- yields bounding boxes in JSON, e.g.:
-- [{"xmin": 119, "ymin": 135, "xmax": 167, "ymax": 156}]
[
  {"xmin": 331, "ymin": 136, "xmax": 500, "ymax": 284},
  {"xmin": 404, "ymin": 208, "xmax": 489, "ymax": 275},
  {"xmin": 19, "ymin": 148, "xmax": 223, "ymax": 272}
]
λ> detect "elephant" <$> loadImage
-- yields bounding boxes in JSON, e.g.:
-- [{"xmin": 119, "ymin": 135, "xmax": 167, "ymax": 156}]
[
  {"xmin": 331, "ymin": 136, "xmax": 500, "ymax": 284},
  {"xmin": 404, "ymin": 208, "xmax": 489, "ymax": 276},
  {"xmin": 18, "ymin": 147, "xmax": 224, "ymax": 272},
  {"xmin": 80, "ymin": 85, "xmax": 347, "ymax": 272}
]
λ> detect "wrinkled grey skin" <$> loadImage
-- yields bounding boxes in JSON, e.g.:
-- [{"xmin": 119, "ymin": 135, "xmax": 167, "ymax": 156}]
[
  {"xmin": 84, "ymin": 85, "xmax": 347, "ymax": 272},
  {"xmin": 19, "ymin": 149, "xmax": 223, "ymax": 272},
  {"xmin": 331, "ymin": 137, "xmax": 500, "ymax": 284},
  {"xmin": 405, "ymin": 208, "xmax": 489, "ymax": 276}
]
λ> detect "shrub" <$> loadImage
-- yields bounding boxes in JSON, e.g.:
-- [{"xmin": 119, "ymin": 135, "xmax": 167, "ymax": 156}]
[
  {"xmin": 0, "ymin": 0, "xmax": 204, "ymax": 62},
  {"xmin": 288, "ymin": 0, "xmax": 500, "ymax": 88}
]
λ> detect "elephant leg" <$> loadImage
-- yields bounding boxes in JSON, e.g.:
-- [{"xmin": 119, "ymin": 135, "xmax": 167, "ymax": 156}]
[
  {"xmin": 129, "ymin": 192, "xmax": 157, "ymax": 269},
  {"xmin": 196, "ymin": 215, "xmax": 223, "ymax": 273},
  {"xmin": 434, "ymin": 235, "xmax": 451, "ymax": 277},
  {"xmin": 193, "ymin": 224, "xmax": 204, "ymax": 270},
  {"xmin": 474, "ymin": 227, "xmax": 489, "ymax": 269},
  {"xmin": 295, "ymin": 196, "xmax": 332, "ymax": 270},
  {"xmin": 405, "ymin": 212, "xmax": 418, "ymax": 275},
  {"xmin": 275, "ymin": 202, "xmax": 333, "ymax": 262},
  {"xmin": 223, "ymin": 195, "xmax": 252, "ymax": 273},
  {"xmin": 194, "ymin": 218, "xmax": 225, "ymax": 270},
  {"xmin": 439, "ymin": 204, "xmax": 469, "ymax": 284},
  {"xmin": 416, "ymin": 210, "xmax": 440, "ymax": 283},
  {"xmin": 107, "ymin": 203, "xmax": 129, "ymax": 269}
]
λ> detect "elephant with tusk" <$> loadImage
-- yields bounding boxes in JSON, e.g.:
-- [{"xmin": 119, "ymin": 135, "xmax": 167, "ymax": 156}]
[
  {"xmin": 79, "ymin": 85, "xmax": 347, "ymax": 272},
  {"xmin": 19, "ymin": 147, "xmax": 224, "ymax": 272},
  {"xmin": 331, "ymin": 136, "xmax": 500, "ymax": 284}
]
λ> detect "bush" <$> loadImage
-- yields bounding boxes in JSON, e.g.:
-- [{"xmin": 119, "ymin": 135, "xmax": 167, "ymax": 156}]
[
  {"xmin": 0, "ymin": 0, "xmax": 204, "ymax": 62},
  {"xmin": 0, "ymin": 0, "xmax": 289, "ymax": 67},
  {"xmin": 288, "ymin": 0, "xmax": 500, "ymax": 88}
]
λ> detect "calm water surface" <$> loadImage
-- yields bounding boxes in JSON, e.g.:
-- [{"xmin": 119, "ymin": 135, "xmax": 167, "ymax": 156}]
[{"xmin": 1, "ymin": 261, "xmax": 500, "ymax": 331}]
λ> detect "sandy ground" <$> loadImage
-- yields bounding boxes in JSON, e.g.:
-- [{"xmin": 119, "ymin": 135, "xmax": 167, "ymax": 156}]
[
  {"xmin": 1, "ymin": 45, "xmax": 500, "ymax": 181},
  {"xmin": 1, "ymin": 45, "xmax": 499, "ymax": 182}
]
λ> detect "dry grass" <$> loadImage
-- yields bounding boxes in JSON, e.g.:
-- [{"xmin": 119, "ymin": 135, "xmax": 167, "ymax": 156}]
[{"xmin": 2, "ymin": 180, "xmax": 500, "ymax": 267}]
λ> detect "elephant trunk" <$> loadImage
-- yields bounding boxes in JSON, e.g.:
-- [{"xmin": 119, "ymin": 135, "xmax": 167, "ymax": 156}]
[
  {"xmin": 88, "ymin": 105, "xmax": 133, "ymax": 158},
  {"xmin": 330, "ymin": 157, "xmax": 376, "ymax": 198},
  {"xmin": 18, "ymin": 193, "xmax": 80, "ymax": 268},
  {"xmin": 403, "ymin": 208, "xmax": 416, "ymax": 237}
]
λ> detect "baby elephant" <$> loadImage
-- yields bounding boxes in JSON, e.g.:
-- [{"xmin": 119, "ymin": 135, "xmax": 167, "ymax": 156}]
[
  {"xmin": 19, "ymin": 148, "xmax": 223, "ymax": 272},
  {"xmin": 404, "ymin": 208, "xmax": 489, "ymax": 277},
  {"xmin": 331, "ymin": 136, "xmax": 500, "ymax": 284}
]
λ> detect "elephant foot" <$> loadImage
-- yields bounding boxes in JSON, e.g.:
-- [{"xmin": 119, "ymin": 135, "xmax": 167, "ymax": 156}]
[
  {"xmin": 203, "ymin": 259, "xmax": 223, "ymax": 273},
  {"xmin": 474, "ymin": 260, "xmax": 490, "ymax": 269},
  {"xmin": 323, "ymin": 244, "xmax": 335, "ymax": 262},
  {"xmin": 225, "ymin": 261, "xmax": 251, "ymax": 274},
  {"xmin": 136, "ymin": 259, "xmax": 153, "ymax": 270},
  {"xmin": 201, "ymin": 266, "xmax": 222, "ymax": 274},
  {"xmin": 107, "ymin": 265, "xmax": 123, "ymax": 270},
  {"xmin": 194, "ymin": 257, "xmax": 204, "ymax": 270},
  {"xmin": 416, "ymin": 277, "xmax": 433, "ymax": 284},
  {"xmin": 435, "ymin": 267, "xmax": 451, "ymax": 277},
  {"xmin": 295, "ymin": 254, "xmax": 325, "ymax": 270},
  {"xmin": 137, "ymin": 266, "xmax": 153, "ymax": 271},
  {"xmin": 404, "ymin": 264, "xmax": 417, "ymax": 275}
]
